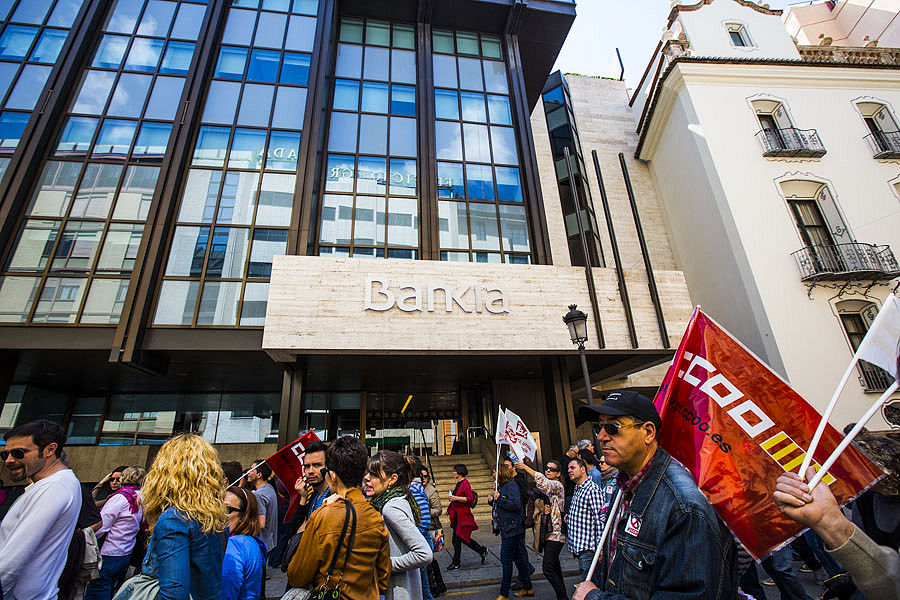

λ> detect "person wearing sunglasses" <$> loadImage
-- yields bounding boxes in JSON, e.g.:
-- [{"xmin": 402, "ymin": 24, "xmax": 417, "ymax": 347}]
[
  {"xmin": 222, "ymin": 486, "xmax": 266, "ymax": 600},
  {"xmin": 0, "ymin": 419, "xmax": 82, "ymax": 600},
  {"xmin": 572, "ymin": 390, "xmax": 737, "ymax": 600},
  {"xmin": 91, "ymin": 465, "xmax": 129, "ymax": 509}
]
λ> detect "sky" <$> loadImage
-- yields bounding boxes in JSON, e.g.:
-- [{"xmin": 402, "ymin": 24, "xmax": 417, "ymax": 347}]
[{"xmin": 553, "ymin": 0, "xmax": 796, "ymax": 90}]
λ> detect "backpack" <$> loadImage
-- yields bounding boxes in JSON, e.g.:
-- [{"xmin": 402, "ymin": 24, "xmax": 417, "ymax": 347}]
[
  {"xmin": 77, "ymin": 527, "xmax": 103, "ymax": 584},
  {"xmin": 469, "ymin": 489, "xmax": 478, "ymax": 508}
]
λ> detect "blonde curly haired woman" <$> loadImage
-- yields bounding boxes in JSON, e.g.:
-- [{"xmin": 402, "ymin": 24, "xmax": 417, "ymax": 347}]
[{"xmin": 139, "ymin": 434, "xmax": 227, "ymax": 600}]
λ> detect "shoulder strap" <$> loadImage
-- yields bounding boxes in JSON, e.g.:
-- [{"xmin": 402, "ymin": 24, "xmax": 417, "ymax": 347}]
[
  {"xmin": 336, "ymin": 501, "xmax": 357, "ymax": 579},
  {"xmin": 324, "ymin": 499, "xmax": 353, "ymax": 577}
]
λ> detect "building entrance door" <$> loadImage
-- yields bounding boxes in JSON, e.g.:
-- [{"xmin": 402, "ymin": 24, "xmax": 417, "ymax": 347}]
[{"xmin": 366, "ymin": 392, "xmax": 461, "ymax": 457}]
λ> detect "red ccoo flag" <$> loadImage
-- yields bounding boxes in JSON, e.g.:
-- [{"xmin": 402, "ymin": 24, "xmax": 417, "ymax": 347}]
[
  {"xmin": 265, "ymin": 430, "xmax": 321, "ymax": 522},
  {"xmin": 654, "ymin": 308, "xmax": 883, "ymax": 559}
]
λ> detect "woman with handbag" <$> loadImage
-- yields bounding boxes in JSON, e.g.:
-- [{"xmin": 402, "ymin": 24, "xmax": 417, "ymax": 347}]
[
  {"xmin": 446, "ymin": 464, "xmax": 486, "ymax": 570},
  {"xmin": 114, "ymin": 434, "xmax": 227, "ymax": 600},
  {"xmin": 488, "ymin": 463, "xmax": 533, "ymax": 600},
  {"xmin": 222, "ymin": 487, "xmax": 266, "ymax": 600},
  {"xmin": 363, "ymin": 451, "xmax": 433, "ymax": 600},
  {"xmin": 514, "ymin": 460, "xmax": 567, "ymax": 600}
]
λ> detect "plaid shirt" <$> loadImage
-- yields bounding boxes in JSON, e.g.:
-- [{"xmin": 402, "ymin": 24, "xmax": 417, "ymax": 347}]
[
  {"xmin": 566, "ymin": 477, "xmax": 608, "ymax": 554},
  {"xmin": 608, "ymin": 450, "xmax": 656, "ymax": 563}
]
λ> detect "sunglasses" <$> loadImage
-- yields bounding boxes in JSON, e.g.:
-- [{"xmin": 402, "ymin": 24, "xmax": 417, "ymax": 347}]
[
  {"xmin": 225, "ymin": 506, "xmax": 243, "ymax": 514},
  {"xmin": 545, "ymin": 466, "xmax": 560, "ymax": 473},
  {"xmin": 596, "ymin": 422, "xmax": 644, "ymax": 436},
  {"xmin": 0, "ymin": 447, "xmax": 37, "ymax": 461}
]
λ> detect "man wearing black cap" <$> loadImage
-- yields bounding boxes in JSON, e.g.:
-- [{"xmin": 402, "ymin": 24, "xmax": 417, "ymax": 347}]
[{"xmin": 573, "ymin": 390, "xmax": 737, "ymax": 600}]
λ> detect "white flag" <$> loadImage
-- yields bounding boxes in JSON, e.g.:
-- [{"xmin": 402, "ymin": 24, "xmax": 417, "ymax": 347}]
[
  {"xmin": 503, "ymin": 409, "xmax": 537, "ymax": 461},
  {"xmin": 495, "ymin": 406, "xmax": 508, "ymax": 445},
  {"xmin": 856, "ymin": 294, "xmax": 900, "ymax": 380}
]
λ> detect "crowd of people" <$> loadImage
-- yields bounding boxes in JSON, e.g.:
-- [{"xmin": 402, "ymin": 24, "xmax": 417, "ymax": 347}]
[{"xmin": 0, "ymin": 387, "xmax": 896, "ymax": 600}]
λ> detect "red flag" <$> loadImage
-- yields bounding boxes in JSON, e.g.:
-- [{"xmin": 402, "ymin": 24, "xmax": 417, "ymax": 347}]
[
  {"xmin": 654, "ymin": 308, "xmax": 883, "ymax": 559},
  {"xmin": 265, "ymin": 430, "xmax": 321, "ymax": 522}
]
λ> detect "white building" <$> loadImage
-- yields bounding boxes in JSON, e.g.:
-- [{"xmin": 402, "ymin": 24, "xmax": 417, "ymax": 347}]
[
  {"xmin": 632, "ymin": 0, "xmax": 900, "ymax": 430},
  {"xmin": 785, "ymin": 0, "xmax": 900, "ymax": 48}
]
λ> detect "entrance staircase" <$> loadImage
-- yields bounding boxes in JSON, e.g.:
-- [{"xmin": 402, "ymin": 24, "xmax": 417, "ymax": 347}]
[{"xmin": 429, "ymin": 452, "xmax": 495, "ymax": 523}]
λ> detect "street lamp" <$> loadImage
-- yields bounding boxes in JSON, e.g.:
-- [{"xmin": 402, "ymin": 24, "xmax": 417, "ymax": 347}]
[{"xmin": 563, "ymin": 304, "xmax": 593, "ymax": 403}]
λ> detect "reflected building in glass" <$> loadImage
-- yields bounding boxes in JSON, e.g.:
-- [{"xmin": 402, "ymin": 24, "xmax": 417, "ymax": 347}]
[{"xmin": 0, "ymin": 0, "xmax": 692, "ymax": 476}]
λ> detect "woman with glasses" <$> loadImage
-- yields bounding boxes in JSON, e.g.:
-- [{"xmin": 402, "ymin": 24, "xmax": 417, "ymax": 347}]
[
  {"xmin": 222, "ymin": 486, "xmax": 266, "ymax": 600},
  {"xmin": 91, "ymin": 465, "xmax": 129, "ymax": 508},
  {"xmin": 514, "ymin": 460, "xmax": 567, "ymax": 600}
]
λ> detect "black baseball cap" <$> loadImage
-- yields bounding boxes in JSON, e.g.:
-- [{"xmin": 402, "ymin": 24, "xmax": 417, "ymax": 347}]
[{"xmin": 577, "ymin": 390, "xmax": 662, "ymax": 430}]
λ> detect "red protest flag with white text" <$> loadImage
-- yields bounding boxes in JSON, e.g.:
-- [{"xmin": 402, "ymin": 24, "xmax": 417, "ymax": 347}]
[
  {"xmin": 265, "ymin": 430, "xmax": 321, "ymax": 521},
  {"xmin": 654, "ymin": 308, "xmax": 883, "ymax": 559}
]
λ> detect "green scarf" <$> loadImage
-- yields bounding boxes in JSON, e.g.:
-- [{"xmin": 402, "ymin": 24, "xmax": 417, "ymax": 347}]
[{"xmin": 370, "ymin": 486, "xmax": 422, "ymax": 526}]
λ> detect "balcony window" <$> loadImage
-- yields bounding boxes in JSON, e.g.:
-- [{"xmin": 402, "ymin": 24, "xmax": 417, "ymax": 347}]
[
  {"xmin": 753, "ymin": 101, "xmax": 825, "ymax": 158},
  {"xmin": 838, "ymin": 301, "xmax": 895, "ymax": 392},
  {"xmin": 857, "ymin": 102, "xmax": 900, "ymax": 159}
]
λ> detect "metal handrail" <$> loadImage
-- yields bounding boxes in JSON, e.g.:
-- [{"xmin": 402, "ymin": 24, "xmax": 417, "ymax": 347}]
[
  {"xmin": 465, "ymin": 426, "xmax": 487, "ymax": 454},
  {"xmin": 791, "ymin": 242, "xmax": 900, "ymax": 281},
  {"xmin": 416, "ymin": 427, "xmax": 435, "ymax": 482},
  {"xmin": 443, "ymin": 433, "xmax": 460, "ymax": 455},
  {"xmin": 863, "ymin": 131, "xmax": 900, "ymax": 158},
  {"xmin": 754, "ymin": 127, "xmax": 826, "ymax": 157}
]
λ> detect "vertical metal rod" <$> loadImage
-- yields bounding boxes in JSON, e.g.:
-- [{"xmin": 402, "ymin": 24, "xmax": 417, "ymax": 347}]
[
  {"xmin": 592, "ymin": 150, "xmax": 638, "ymax": 349},
  {"xmin": 563, "ymin": 147, "xmax": 605, "ymax": 349},
  {"xmin": 578, "ymin": 345, "xmax": 594, "ymax": 404},
  {"xmin": 618, "ymin": 153, "xmax": 670, "ymax": 348}
]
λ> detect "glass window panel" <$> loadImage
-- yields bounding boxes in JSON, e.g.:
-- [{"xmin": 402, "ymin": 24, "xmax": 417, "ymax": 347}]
[
  {"xmin": 460, "ymin": 92, "xmax": 486, "ymax": 122},
  {"xmin": 358, "ymin": 114, "xmax": 386, "ymax": 155},
  {"xmin": 64, "ymin": 395, "xmax": 105, "ymax": 443},
  {"xmin": 153, "ymin": 279, "xmax": 199, "ymax": 324},
  {"xmin": 29, "ymin": 28, "xmax": 67, "ymax": 63},
  {"xmin": 458, "ymin": 57, "xmax": 483, "ymax": 91},
  {"xmin": 160, "ymin": 41, "xmax": 195, "ymax": 75},
  {"xmin": 285, "ymin": 15, "xmax": 316, "ymax": 52},
  {"xmin": 333, "ymin": 79, "xmax": 358, "ymax": 111},
  {"xmin": 171, "ymin": 3, "xmax": 205, "ymax": 40},
  {"xmin": 32, "ymin": 277, "xmax": 87, "ymax": 323},
  {"xmin": 228, "ymin": 128, "xmax": 266, "ymax": 169},
  {"xmin": 80, "ymin": 278, "xmax": 129, "ymax": 324},
  {"xmin": 0, "ymin": 276, "xmax": 39, "ymax": 323},
  {"xmin": 215, "ymin": 46, "xmax": 247, "ymax": 79},
  {"xmin": 106, "ymin": 73, "xmax": 152, "ymax": 118},
  {"xmin": 353, "ymin": 195, "xmax": 382, "ymax": 245},
  {"xmin": 133, "ymin": 121, "xmax": 172, "ymax": 160},
  {"xmin": 339, "ymin": 18, "xmax": 363, "ymax": 43},
  {"xmin": 112, "ymin": 165, "xmax": 159, "ymax": 219},
  {"xmin": 137, "ymin": 0, "xmax": 177, "ymax": 36},
  {"xmin": 196, "ymin": 281, "xmax": 240, "ymax": 325},
  {"xmin": 280, "ymin": 52, "xmax": 310, "ymax": 85},
  {"xmin": 222, "ymin": 9, "xmax": 255, "ymax": 46},
  {"xmin": 434, "ymin": 89, "xmax": 459, "ymax": 120},
  {"xmin": 361, "ymin": 81, "xmax": 388, "ymax": 113},
  {"xmin": 389, "ymin": 117, "xmax": 415, "ymax": 157},
  {"xmin": 165, "ymin": 225, "xmax": 209, "ymax": 276},
  {"xmin": 335, "ymin": 43, "xmax": 361, "ymax": 79},
  {"xmin": 202, "ymin": 80, "xmax": 240, "ymax": 124},
  {"xmin": 145, "ymin": 76, "xmax": 184, "ymax": 120},
  {"xmin": 319, "ymin": 246, "xmax": 350, "ymax": 256},
  {"xmin": 435, "ymin": 121, "xmax": 462, "ymax": 161},
  {"xmin": 0, "ymin": 26, "xmax": 38, "ymax": 60},
  {"xmin": 327, "ymin": 112, "xmax": 357, "ymax": 153},
  {"xmin": 490, "ymin": 126, "xmax": 518, "ymax": 165},
  {"xmin": 192, "ymin": 126, "xmax": 230, "ymax": 166},
  {"xmin": 247, "ymin": 48, "xmax": 280, "ymax": 82},
  {"xmin": 51, "ymin": 221, "xmax": 103, "ymax": 271},
  {"xmin": 433, "ymin": 54, "xmax": 457, "ymax": 88},
  {"xmin": 55, "ymin": 116, "xmax": 97, "ymax": 156},
  {"xmin": 366, "ymin": 20, "xmax": 390, "ymax": 46},
  {"xmin": 256, "ymin": 172, "xmax": 293, "ymax": 225},
  {"xmin": 217, "ymin": 171, "xmax": 259, "ymax": 225},
  {"xmin": 438, "ymin": 200, "xmax": 467, "ymax": 249},
  {"xmin": 437, "ymin": 162, "xmax": 464, "ymax": 199},
  {"xmin": 93, "ymin": 119, "xmax": 136, "ymax": 158},
  {"xmin": 391, "ymin": 49, "xmax": 414, "ymax": 84},
  {"xmin": 96, "ymin": 223, "xmax": 144, "ymax": 272},
  {"xmin": 474, "ymin": 252, "xmax": 500, "ymax": 263},
  {"xmin": 506, "ymin": 254, "xmax": 530, "ymax": 264},
  {"xmin": 0, "ymin": 157, "xmax": 7, "ymax": 180},
  {"xmin": 106, "ymin": 0, "xmax": 141, "ymax": 33},
  {"xmin": 240, "ymin": 282, "xmax": 269, "ymax": 326},
  {"xmin": 254, "ymin": 11, "xmax": 286, "ymax": 48},
  {"xmin": 319, "ymin": 194, "xmax": 352, "ymax": 244},
  {"xmin": 7, "ymin": 219, "xmax": 59, "ymax": 271},
  {"xmin": 237, "ymin": 83, "xmax": 274, "ymax": 127},
  {"xmin": 324, "ymin": 154, "xmax": 353, "ymax": 192},
  {"xmin": 71, "ymin": 163, "xmax": 122, "ymax": 218},
  {"xmin": 441, "ymin": 251, "xmax": 468, "ymax": 262},
  {"xmin": 487, "ymin": 94, "xmax": 512, "ymax": 125},
  {"xmin": 466, "ymin": 163, "xmax": 494, "ymax": 201},
  {"xmin": 386, "ymin": 248, "xmax": 414, "ymax": 259},
  {"xmin": 206, "ymin": 227, "xmax": 249, "ymax": 278},
  {"xmin": 469, "ymin": 203, "xmax": 499, "ymax": 250},
  {"xmin": 266, "ymin": 130, "xmax": 299, "ymax": 170},
  {"xmin": 483, "ymin": 60, "xmax": 508, "ymax": 93},
  {"xmin": 390, "ymin": 84, "xmax": 414, "ymax": 116},
  {"xmin": 0, "ymin": 112, "xmax": 28, "ymax": 150},
  {"xmin": 6, "ymin": 64, "xmax": 51, "ymax": 110},
  {"xmin": 26, "ymin": 161, "xmax": 80, "ymax": 217},
  {"xmin": 393, "ymin": 24, "xmax": 414, "ymax": 49},
  {"xmin": 272, "ymin": 86, "xmax": 306, "ymax": 129},
  {"xmin": 432, "ymin": 30, "xmax": 453, "ymax": 54},
  {"xmin": 0, "ymin": 62, "xmax": 17, "ymax": 100},
  {"xmin": 357, "ymin": 156, "xmax": 386, "ymax": 195},
  {"xmin": 247, "ymin": 229, "xmax": 286, "ymax": 278},
  {"xmin": 177, "ymin": 169, "xmax": 220, "ymax": 222},
  {"xmin": 262, "ymin": 0, "xmax": 289, "ymax": 9},
  {"xmin": 542, "ymin": 86, "xmax": 564, "ymax": 108},
  {"xmin": 363, "ymin": 46, "xmax": 388, "ymax": 81},
  {"xmin": 495, "ymin": 166, "xmax": 523, "ymax": 203},
  {"xmin": 387, "ymin": 197, "xmax": 416, "ymax": 247},
  {"xmin": 292, "ymin": 0, "xmax": 317, "ymax": 14},
  {"xmin": 463, "ymin": 123, "xmax": 490, "ymax": 162},
  {"xmin": 124, "ymin": 38, "xmax": 164, "ymax": 72},
  {"xmin": 481, "ymin": 35, "xmax": 502, "ymax": 59},
  {"xmin": 389, "ymin": 158, "xmax": 415, "ymax": 195},
  {"xmin": 11, "ymin": 0, "xmax": 50, "ymax": 24},
  {"xmin": 72, "ymin": 70, "xmax": 116, "ymax": 114},
  {"xmin": 500, "ymin": 204, "xmax": 529, "ymax": 252},
  {"xmin": 456, "ymin": 32, "xmax": 478, "ymax": 55}
]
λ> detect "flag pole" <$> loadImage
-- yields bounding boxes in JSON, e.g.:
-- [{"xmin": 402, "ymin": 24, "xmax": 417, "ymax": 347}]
[
  {"xmin": 583, "ymin": 490, "xmax": 622, "ymax": 585},
  {"xmin": 808, "ymin": 379, "xmax": 899, "ymax": 490},
  {"xmin": 494, "ymin": 406, "xmax": 504, "ymax": 492},
  {"xmin": 228, "ymin": 459, "xmax": 267, "ymax": 489}
]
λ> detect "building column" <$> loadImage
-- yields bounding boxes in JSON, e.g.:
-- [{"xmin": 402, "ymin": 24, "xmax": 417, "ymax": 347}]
[
  {"xmin": 278, "ymin": 358, "xmax": 307, "ymax": 448},
  {"xmin": 542, "ymin": 356, "xmax": 576, "ymax": 458}
]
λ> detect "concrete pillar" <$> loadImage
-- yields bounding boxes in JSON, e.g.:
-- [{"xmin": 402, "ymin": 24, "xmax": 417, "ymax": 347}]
[{"xmin": 278, "ymin": 358, "xmax": 306, "ymax": 448}]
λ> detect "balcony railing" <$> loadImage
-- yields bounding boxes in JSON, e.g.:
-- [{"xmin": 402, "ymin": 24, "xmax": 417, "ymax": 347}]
[
  {"xmin": 859, "ymin": 360, "xmax": 895, "ymax": 393},
  {"xmin": 863, "ymin": 130, "xmax": 900, "ymax": 159},
  {"xmin": 792, "ymin": 242, "xmax": 900, "ymax": 281},
  {"xmin": 755, "ymin": 128, "xmax": 827, "ymax": 158}
]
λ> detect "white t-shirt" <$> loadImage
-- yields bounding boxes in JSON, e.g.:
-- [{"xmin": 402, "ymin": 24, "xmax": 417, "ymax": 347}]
[{"xmin": 0, "ymin": 468, "xmax": 81, "ymax": 600}]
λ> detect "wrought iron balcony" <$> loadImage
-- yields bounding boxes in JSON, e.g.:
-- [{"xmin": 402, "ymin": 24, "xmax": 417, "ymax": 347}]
[
  {"xmin": 863, "ymin": 131, "xmax": 900, "ymax": 159},
  {"xmin": 755, "ymin": 127, "xmax": 827, "ymax": 158},
  {"xmin": 859, "ymin": 360, "xmax": 895, "ymax": 393},
  {"xmin": 792, "ymin": 242, "xmax": 900, "ymax": 282}
]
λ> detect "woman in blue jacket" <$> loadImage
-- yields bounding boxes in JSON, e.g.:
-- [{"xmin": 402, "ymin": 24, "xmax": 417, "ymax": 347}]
[
  {"xmin": 222, "ymin": 486, "xmax": 266, "ymax": 600},
  {"xmin": 489, "ymin": 462, "xmax": 533, "ymax": 600}
]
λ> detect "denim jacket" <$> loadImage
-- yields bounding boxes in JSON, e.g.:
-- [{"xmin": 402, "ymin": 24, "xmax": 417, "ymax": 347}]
[
  {"xmin": 142, "ymin": 508, "xmax": 225, "ymax": 600},
  {"xmin": 491, "ymin": 481, "xmax": 525, "ymax": 538},
  {"xmin": 586, "ymin": 448, "xmax": 737, "ymax": 600}
]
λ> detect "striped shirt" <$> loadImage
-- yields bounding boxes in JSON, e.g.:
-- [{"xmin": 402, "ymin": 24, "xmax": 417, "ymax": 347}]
[
  {"xmin": 409, "ymin": 480, "xmax": 431, "ymax": 536},
  {"xmin": 566, "ymin": 478, "xmax": 607, "ymax": 555}
]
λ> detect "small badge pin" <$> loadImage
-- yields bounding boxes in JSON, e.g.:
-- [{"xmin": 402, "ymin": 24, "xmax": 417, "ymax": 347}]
[{"xmin": 625, "ymin": 514, "xmax": 642, "ymax": 537}]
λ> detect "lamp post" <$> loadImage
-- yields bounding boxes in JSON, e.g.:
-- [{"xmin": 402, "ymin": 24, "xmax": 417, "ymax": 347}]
[{"xmin": 563, "ymin": 304, "xmax": 593, "ymax": 404}]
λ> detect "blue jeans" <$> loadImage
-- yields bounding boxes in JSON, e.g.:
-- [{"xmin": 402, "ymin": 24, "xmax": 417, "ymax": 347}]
[
  {"xmin": 576, "ymin": 550, "xmax": 597, "ymax": 583},
  {"xmin": 499, "ymin": 534, "xmax": 532, "ymax": 597},
  {"xmin": 803, "ymin": 530, "xmax": 844, "ymax": 577},
  {"xmin": 762, "ymin": 546, "xmax": 812, "ymax": 600},
  {"xmin": 421, "ymin": 536, "xmax": 434, "ymax": 600},
  {"xmin": 84, "ymin": 554, "xmax": 132, "ymax": 600}
]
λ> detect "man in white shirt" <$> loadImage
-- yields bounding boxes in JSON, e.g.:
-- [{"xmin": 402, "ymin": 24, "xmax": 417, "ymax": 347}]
[{"xmin": 0, "ymin": 420, "xmax": 82, "ymax": 600}]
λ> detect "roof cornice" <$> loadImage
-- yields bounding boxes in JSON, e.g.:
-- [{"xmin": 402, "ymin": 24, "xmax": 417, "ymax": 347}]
[{"xmin": 667, "ymin": 0, "xmax": 782, "ymax": 27}]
